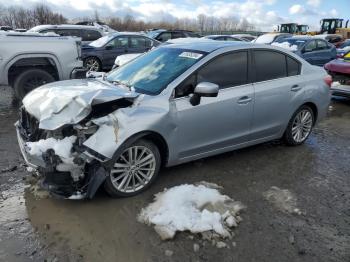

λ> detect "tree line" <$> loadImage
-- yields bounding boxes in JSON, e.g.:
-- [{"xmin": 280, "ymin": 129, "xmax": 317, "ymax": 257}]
[{"xmin": 0, "ymin": 4, "xmax": 255, "ymax": 33}]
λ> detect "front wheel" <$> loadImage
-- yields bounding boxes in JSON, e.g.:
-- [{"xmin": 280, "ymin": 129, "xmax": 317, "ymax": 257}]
[
  {"xmin": 83, "ymin": 57, "xmax": 101, "ymax": 72},
  {"xmin": 284, "ymin": 105, "xmax": 315, "ymax": 146},
  {"xmin": 104, "ymin": 139, "xmax": 161, "ymax": 197}
]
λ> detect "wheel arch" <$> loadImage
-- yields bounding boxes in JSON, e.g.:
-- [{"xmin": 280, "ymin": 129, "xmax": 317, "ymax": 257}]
[
  {"xmin": 110, "ymin": 130, "xmax": 169, "ymax": 167},
  {"xmin": 303, "ymin": 101, "xmax": 318, "ymax": 124}
]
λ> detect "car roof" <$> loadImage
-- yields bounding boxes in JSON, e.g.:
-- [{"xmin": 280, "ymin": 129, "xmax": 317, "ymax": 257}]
[
  {"xmin": 107, "ymin": 31, "xmax": 153, "ymax": 38},
  {"xmin": 30, "ymin": 24, "xmax": 102, "ymax": 31},
  {"xmin": 163, "ymin": 41, "xmax": 252, "ymax": 53}
]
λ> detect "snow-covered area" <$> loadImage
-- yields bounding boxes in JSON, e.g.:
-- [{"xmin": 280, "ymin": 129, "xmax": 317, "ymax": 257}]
[
  {"xmin": 271, "ymin": 42, "xmax": 298, "ymax": 51},
  {"xmin": 26, "ymin": 136, "xmax": 76, "ymax": 160},
  {"xmin": 255, "ymin": 34, "xmax": 276, "ymax": 44},
  {"xmin": 138, "ymin": 182, "xmax": 244, "ymax": 240},
  {"xmin": 263, "ymin": 186, "xmax": 301, "ymax": 215},
  {"xmin": 115, "ymin": 53, "xmax": 143, "ymax": 67}
]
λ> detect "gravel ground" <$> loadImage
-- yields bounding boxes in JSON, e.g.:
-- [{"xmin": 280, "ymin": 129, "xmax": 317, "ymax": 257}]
[{"xmin": 0, "ymin": 85, "xmax": 349, "ymax": 262}]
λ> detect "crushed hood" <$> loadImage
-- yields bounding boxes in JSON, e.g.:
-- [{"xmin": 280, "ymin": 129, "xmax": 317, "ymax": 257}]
[{"xmin": 23, "ymin": 79, "xmax": 139, "ymax": 130}]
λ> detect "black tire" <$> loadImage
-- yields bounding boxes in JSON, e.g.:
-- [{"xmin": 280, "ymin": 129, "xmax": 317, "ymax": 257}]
[
  {"xmin": 104, "ymin": 139, "xmax": 161, "ymax": 197},
  {"xmin": 14, "ymin": 69, "xmax": 55, "ymax": 100},
  {"xmin": 284, "ymin": 105, "xmax": 315, "ymax": 146},
  {"xmin": 83, "ymin": 57, "xmax": 101, "ymax": 72}
]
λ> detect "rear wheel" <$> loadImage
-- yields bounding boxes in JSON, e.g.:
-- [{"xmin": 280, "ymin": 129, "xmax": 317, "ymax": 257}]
[
  {"xmin": 284, "ymin": 105, "xmax": 314, "ymax": 146},
  {"xmin": 14, "ymin": 69, "xmax": 55, "ymax": 100},
  {"xmin": 104, "ymin": 139, "xmax": 161, "ymax": 197}
]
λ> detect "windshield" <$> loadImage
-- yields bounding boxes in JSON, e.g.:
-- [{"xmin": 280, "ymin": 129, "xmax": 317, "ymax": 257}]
[
  {"xmin": 106, "ymin": 47, "xmax": 206, "ymax": 95},
  {"xmin": 147, "ymin": 31, "xmax": 162, "ymax": 39},
  {"xmin": 89, "ymin": 35, "xmax": 113, "ymax": 47},
  {"xmin": 255, "ymin": 34, "xmax": 276, "ymax": 44}
]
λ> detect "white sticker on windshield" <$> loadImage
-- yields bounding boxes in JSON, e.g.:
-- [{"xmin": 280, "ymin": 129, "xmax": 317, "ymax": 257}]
[{"xmin": 179, "ymin": 52, "xmax": 203, "ymax": 59}]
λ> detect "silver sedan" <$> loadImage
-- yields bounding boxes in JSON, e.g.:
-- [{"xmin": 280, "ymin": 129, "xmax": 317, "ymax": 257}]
[{"xmin": 17, "ymin": 41, "xmax": 331, "ymax": 199}]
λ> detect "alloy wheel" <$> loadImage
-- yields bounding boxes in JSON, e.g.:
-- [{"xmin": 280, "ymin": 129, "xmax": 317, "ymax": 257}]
[
  {"xmin": 85, "ymin": 58, "xmax": 100, "ymax": 71},
  {"xmin": 110, "ymin": 145, "xmax": 157, "ymax": 193},
  {"xmin": 291, "ymin": 109, "xmax": 313, "ymax": 143}
]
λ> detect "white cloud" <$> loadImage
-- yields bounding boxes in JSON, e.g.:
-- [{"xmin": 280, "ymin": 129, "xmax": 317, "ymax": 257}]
[
  {"xmin": 289, "ymin": 4, "xmax": 304, "ymax": 15},
  {"xmin": 306, "ymin": 0, "xmax": 321, "ymax": 7},
  {"xmin": 330, "ymin": 8, "xmax": 338, "ymax": 17}
]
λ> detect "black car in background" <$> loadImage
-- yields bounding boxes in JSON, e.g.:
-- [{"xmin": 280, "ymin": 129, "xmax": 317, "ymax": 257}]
[
  {"xmin": 147, "ymin": 29, "xmax": 201, "ymax": 42},
  {"xmin": 82, "ymin": 32, "xmax": 160, "ymax": 71}
]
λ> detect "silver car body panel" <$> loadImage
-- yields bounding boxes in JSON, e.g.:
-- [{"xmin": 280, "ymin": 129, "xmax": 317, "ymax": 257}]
[{"xmin": 20, "ymin": 42, "xmax": 330, "ymax": 169}]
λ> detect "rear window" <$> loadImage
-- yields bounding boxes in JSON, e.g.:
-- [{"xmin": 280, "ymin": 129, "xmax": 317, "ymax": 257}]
[{"xmin": 81, "ymin": 29, "xmax": 101, "ymax": 41}]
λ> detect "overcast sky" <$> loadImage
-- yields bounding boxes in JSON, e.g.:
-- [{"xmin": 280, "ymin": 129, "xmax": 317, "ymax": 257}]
[{"xmin": 0, "ymin": 0, "xmax": 347, "ymax": 31}]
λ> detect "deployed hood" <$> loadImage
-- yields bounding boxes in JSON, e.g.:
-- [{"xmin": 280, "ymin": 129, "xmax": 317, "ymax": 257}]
[{"xmin": 23, "ymin": 79, "xmax": 139, "ymax": 130}]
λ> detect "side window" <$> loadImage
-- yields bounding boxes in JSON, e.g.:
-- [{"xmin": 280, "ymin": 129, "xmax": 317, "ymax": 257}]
[
  {"xmin": 286, "ymin": 56, "xmax": 301, "ymax": 76},
  {"xmin": 82, "ymin": 30, "xmax": 101, "ymax": 41},
  {"xmin": 175, "ymin": 51, "xmax": 248, "ymax": 97},
  {"xmin": 254, "ymin": 50, "xmax": 287, "ymax": 82},
  {"xmin": 305, "ymin": 40, "xmax": 317, "ymax": 51},
  {"xmin": 156, "ymin": 32, "xmax": 171, "ymax": 42},
  {"xmin": 56, "ymin": 29, "xmax": 81, "ymax": 38},
  {"xmin": 316, "ymin": 40, "xmax": 329, "ymax": 50},
  {"xmin": 171, "ymin": 32, "xmax": 184, "ymax": 39},
  {"xmin": 130, "ymin": 37, "xmax": 148, "ymax": 48},
  {"xmin": 107, "ymin": 36, "xmax": 129, "ymax": 48}
]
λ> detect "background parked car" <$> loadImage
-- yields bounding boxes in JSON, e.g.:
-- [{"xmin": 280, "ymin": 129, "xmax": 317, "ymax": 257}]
[
  {"xmin": 203, "ymin": 35, "xmax": 243, "ymax": 41},
  {"xmin": 231, "ymin": 34, "xmax": 257, "ymax": 41},
  {"xmin": 28, "ymin": 24, "xmax": 107, "ymax": 44},
  {"xmin": 272, "ymin": 37, "xmax": 337, "ymax": 66},
  {"xmin": 324, "ymin": 50, "xmax": 350, "ymax": 86},
  {"xmin": 82, "ymin": 32, "xmax": 160, "ymax": 71},
  {"xmin": 254, "ymin": 33, "xmax": 293, "ymax": 44},
  {"xmin": 0, "ymin": 32, "xmax": 85, "ymax": 100},
  {"xmin": 0, "ymin": 26, "xmax": 13, "ymax": 31},
  {"xmin": 314, "ymin": 34, "xmax": 344, "ymax": 48},
  {"xmin": 147, "ymin": 29, "xmax": 201, "ymax": 42},
  {"xmin": 337, "ymin": 39, "xmax": 350, "ymax": 57}
]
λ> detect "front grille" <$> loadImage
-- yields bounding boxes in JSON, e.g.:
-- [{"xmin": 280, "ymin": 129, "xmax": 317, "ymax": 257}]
[{"xmin": 19, "ymin": 107, "xmax": 41, "ymax": 142}]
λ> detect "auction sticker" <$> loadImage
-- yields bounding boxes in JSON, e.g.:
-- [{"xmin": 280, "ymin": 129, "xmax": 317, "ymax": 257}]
[{"xmin": 179, "ymin": 52, "xmax": 203, "ymax": 59}]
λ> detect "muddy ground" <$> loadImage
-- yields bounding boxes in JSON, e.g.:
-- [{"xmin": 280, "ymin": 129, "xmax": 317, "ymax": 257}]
[{"xmin": 0, "ymin": 85, "xmax": 349, "ymax": 262}]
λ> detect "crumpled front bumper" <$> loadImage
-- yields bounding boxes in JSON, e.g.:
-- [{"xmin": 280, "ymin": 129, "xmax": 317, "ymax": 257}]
[
  {"xmin": 15, "ymin": 121, "xmax": 108, "ymax": 200},
  {"xmin": 15, "ymin": 121, "xmax": 45, "ymax": 169}
]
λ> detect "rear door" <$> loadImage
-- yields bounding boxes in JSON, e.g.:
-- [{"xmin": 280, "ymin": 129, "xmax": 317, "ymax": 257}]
[
  {"xmin": 250, "ymin": 49, "xmax": 302, "ymax": 140},
  {"xmin": 315, "ymin": 39, "xmax": 336, "ymax": 65},
  {"xmin": 103, "ymin": 36, "xmax": 129, "ymax": 68},
  {"xmin": 128, "ymin": 36, "xmax": 153, "ymax": 54}
]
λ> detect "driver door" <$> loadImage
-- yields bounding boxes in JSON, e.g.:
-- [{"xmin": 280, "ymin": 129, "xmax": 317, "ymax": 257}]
[
  {"xmin": 103, "ymin": 36, "xmax": 129, "ymax": 68},
  {"xmin": 170, "ymin": 51, "xmax": 254, "ymax": 160}
]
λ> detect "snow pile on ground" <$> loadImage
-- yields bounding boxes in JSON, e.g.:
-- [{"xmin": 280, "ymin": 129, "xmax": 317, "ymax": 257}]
[
  {"xmin": 138, "ymin": 182, "xmax": 244, "ymax": 241},
  {"xmin": 263, "ymin": 186, "xmax": 301, "ymax": 215},
  {"xmin": 271, "ymin": 42, "xmax": 298, "ymax": 51},
  {"xmin": 26, "ymin": 136, "xmax": 76, "ymax": 160}
]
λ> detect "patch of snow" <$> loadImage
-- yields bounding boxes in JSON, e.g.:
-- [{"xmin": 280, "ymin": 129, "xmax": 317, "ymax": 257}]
[
  {"xmin": 115, "ymin": 53, "xmax": 143, "ymax": 67},
  {"xmin": 263, "ymin": 186, "xmax": 301, "ymax": 215},
  {"xmin": 332, "ymin": 81, "xmax": 341, "ymax": 87},
  {"xmin": 25, "ymin": 136, "xmax": 76, "ymax": 161},
  {"xmin": 138, "ymin": 183, "xmax": 244, "ymax": 240},
  {"xmin": 26, "ymin": 166, "xmax": 35, "ymax": 172},
  {"xmin": 271, "ymin": 42, "xmax": 298, "ymax": 51}
]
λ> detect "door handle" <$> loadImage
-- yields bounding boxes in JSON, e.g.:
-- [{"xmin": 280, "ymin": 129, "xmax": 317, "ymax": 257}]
[
  {"xmin": 237, "ymin": 96, "xmax": 252, "ymax": 104},
  {"xmin": 291, "ymin": 84, "xmax": 302, "ymax": 92}
]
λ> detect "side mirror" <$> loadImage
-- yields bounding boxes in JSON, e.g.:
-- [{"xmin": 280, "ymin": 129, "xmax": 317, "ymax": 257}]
[{"xmin": 190, "ymin": 82, "xmax": 219, "ymax": 106}]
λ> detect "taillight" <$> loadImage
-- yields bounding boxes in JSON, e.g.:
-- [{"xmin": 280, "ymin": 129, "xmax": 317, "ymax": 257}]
[{"xmin": 323, "ymin": 75, "xmax": 332, "ymax": 87}]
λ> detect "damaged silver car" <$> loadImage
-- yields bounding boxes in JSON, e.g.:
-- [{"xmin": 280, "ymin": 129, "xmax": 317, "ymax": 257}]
[{"xmin": 16, "ymin": 42, "xmax": 330, "ymax": 199}]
